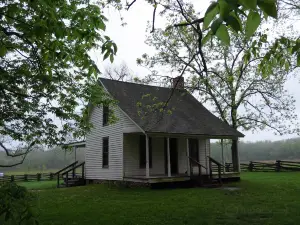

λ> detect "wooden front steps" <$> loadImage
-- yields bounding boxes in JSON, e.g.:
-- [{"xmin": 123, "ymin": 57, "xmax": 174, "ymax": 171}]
[
  {"xmin": 55, "ymin": 161, "xmax": 86, "ymax": 188},
  {"xmin": 59, "ymin": 178, "xmax": 86, "ymax": 188}
]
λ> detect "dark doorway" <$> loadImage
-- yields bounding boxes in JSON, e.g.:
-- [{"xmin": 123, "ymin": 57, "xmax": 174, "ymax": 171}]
[
  {"xmin": 164, "ymin": 138, "xmax": 178, "ymax": 175},
  {"xmin": 189, "ymin": 139, "xmax": 199, "ymax": 161}
]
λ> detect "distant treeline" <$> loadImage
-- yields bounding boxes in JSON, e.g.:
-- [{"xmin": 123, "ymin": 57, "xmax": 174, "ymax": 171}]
[
  {"xmin": 211, "ymin": 137, "xmax": 300, "ymax": 162},
  {"xmin": 2, "ymin": 137, "xmax": 300, "ymax": 173},
  {"xmin": 0, "ymin": 147, "xmax": 84, "ymax": 173}
]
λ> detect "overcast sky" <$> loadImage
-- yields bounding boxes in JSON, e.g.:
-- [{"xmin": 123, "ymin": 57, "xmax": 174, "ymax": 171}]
[{"xmin": 92, "ymin": 0, "xmax": 300, "ymax": 142}]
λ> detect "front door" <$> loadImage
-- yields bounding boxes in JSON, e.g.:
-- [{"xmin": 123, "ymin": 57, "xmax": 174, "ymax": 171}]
[{"xmin": 164, "ymin": 138, "xmax": 178, "ymax": 175}]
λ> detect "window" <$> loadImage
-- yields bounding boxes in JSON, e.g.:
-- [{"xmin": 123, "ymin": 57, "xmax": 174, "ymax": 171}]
[
  {"xmin": 102, "ymin": 137, "xmax": 109, "ymax": 168},
  {"xmin": 189, "ymin": 139, "xmax": 199, "ymax": 161},
  {"xmin": 103, "ymin": 105, "xmax": 109, "ymax": 126},
  {"xmin": 139, "ymin": 135, "xmax": 152, "ymax": 168}
]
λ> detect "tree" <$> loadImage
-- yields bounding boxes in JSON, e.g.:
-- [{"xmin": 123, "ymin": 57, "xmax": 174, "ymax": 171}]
[
  {"xmin": 138, "ymin": 19, "xmax": 299, "ymax": 168},
  {"xmin": 128, "ymin": 0, "xmax": 300, "ymax": 77},
  {"xmin": 103, "ymin": 62, "xmax": 133, "ymax": 81},
  {"xmin": 281, "ymin": 0, "xmax": 300, "ymax": 11},
  {"xmin": 0, "ymin": 0, "xmax": 117, "ymax": 167},
  {"xmin": 0, "ymin": 0, "xmax": 292, "ymax": 168},
  {"xmin": 127, "ymin": 0, "xmax": 278, "ymax": 42}
]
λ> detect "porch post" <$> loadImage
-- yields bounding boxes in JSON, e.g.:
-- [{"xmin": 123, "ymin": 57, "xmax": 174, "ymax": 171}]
[
  {"xmin": 221, "ymin": 139, "xmax": 225, "ymax": 174},
  {"xmin": 167, "ymin": 137, "xmax": 171, "ymax": 177},
  {"xmin": 186, "ymin": 138, "xmax": 190, "ymax": 176},
  {"xmin": 74, "ymin": 146, "xmax": 77, "ymax": 163},
  {"xmin": 231, "ymin": 138, "xmax": 240, "ymax": 172},
  {"xmin": 146, "ymin": 134, "xmax": 150, "ymax": 178},
  {"xmin": 236, "ymin": 139, "xmax": 240, "ymax": 172}
]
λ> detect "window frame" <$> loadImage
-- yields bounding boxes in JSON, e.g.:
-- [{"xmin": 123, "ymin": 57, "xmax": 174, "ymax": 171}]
[
  {"xmin": 103, "ymin": 105, "xmax": 109, "ymax": 126},
  {"xmin": 139, "ymin": 135, "xmax": 152, "ymax": 168},
  {"xmin": 102, "ymin": 137, "xmax": 109, "ymax": 168}
]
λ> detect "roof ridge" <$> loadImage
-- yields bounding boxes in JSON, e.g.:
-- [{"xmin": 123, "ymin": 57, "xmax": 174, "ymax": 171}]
[{"xmin": 99, "ymin": 77, "xmax": 178, "ymax": 91}]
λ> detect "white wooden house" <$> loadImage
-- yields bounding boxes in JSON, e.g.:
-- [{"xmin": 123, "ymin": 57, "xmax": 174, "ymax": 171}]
[{"xmin": 80, "ymin": 77, "xmax": 244, "ymax": 184}]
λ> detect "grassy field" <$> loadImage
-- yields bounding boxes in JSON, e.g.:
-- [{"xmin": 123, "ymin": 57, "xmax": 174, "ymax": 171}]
[
  {"xmin": 19, "ymin": 180, "xmax": 57, "ymax": 190},
  {"xmin": 30, "ymin": 172, "xmax": 300, "ymax": 225}
]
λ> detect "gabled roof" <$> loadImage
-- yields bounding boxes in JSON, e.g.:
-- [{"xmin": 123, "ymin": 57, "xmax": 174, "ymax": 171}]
[{"xmin": 100, "ymin": 78, "xmax": 244, "ymax": 138}]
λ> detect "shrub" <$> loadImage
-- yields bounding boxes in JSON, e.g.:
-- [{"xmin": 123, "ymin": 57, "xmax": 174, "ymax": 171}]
[{"xmin": 0, "ymin": 182, "xmax": 38, "ymax": 225}]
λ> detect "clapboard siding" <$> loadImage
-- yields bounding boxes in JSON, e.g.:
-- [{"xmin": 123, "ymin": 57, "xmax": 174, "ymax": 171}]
[
  {"xmin": 85, "ymin": 105, "xmax": 140, "ymax": 181},
  {"xmin": 124, "ymin": 135, "xmax": 165, "ymax": 176}
]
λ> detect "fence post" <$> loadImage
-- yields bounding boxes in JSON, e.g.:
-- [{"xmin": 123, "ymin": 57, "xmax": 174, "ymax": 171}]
[
  {"xmin": 24, "ymin": 174, "xmax": 28, "ymax": 182},
  {"xmin": 248, "ymin": 161, "xmax": 254, "ymax": 172},
  {"xmin": 10, "ymin": 175, "xmax": 14, "ymax": 182},
  {"xmin": 276, "ymin": 160, "xmax": 281, "ymax": 172},
  {"xmin": 50, "ymin": 173, "xmax": 53, "ymax": 180},
  {"xmin": 57, "ymin": 173, "xmax": 60, "ymax": 188},
  {"xmin": 37, "ymin": 173, "xmax": 41, "ymax": 181},
  {"xmin": 225, "ymin": 163, "xmax": 230, "ymax": 172}
]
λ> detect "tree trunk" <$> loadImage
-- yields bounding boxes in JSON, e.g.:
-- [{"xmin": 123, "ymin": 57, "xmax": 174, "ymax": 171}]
[{"xmin": 231, "ymin": 139, "xmax": 239, "ymax": 172}]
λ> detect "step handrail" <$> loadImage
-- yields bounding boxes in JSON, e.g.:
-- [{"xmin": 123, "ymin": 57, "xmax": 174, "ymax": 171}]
[
  {"xmin": 188, "ymin": 156, "xmax": 206, "ymax": 179},
  {"xmin": 188, "ymin": 157, "xmax": 207, "ymax": 169},
  {"xmin": 62, "ymin": 162, "xmax": 85, "ymax": 176},
  {"xmin": 54, "ymin": 161, "xmax": 78, "ymax": 175},
  {"xmin": 207, "ymin": 156, "xmax": 222, "ymax": 184},
  {"xmin": 62, "ymin": 162, "xmax": 85, "ymax": 187}
]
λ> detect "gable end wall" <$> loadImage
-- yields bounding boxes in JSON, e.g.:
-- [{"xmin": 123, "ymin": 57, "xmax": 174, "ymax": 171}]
[{"xmin": 85, "ymin": 105, "xmax": 141, "ymax": 181}]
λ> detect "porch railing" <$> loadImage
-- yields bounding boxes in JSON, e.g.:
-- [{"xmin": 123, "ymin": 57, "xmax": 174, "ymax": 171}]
[{"xmin": 207, "ymin": 156, "xmax": 222, "ymax": 184}]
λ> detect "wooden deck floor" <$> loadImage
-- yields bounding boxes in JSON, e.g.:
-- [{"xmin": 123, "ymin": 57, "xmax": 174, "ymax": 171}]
[
  {"xmin": 124, "ymin": 174, "xmax": 190, "ymax": 183},
  {"xmin": 124, "ymin": 172, "xmax": 240, "ymax": 183}
]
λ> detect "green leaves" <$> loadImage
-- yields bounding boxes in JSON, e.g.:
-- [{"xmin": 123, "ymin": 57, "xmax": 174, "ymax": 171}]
[
  {"xmin": 257, "ymin": 0, "xmax": 277, "ymax": 18},
  {"xmin": 216, "ymin": 24, "xmax": 230, "ymax": 45},
  {"xmin": 0, "ymin": 45, "xmax": 7, "ymax": 57},
  {"xmin": 102, "ymin": 36, "xmax": 117, "ymax": 62},
  {"xmin": 226, "ymin": 13, "xmax": 242, "ymax": 32},
  {"xmin": 0, "ymin": 0, "xmax": 118, "ymax": 150},
  {"xmin": 246, "ymin": 11, "xmax": 261, "ymax": 38},
  {"xmin": 219, "ymin": 0, "xmax": 230, "ymax": 19},
  {"xmin": 201, "ymin": 0, "xmax": 279, "ymax": 45},
  {"xmin": 204, "ymin": 2, "xmax": 219, "ymax": 29},
  {"xmin": 202, "ymin": 31, "xmax": 213, "ymax": 46},
  {"xmin": 238, "ymin": 0, "xmax": 257, "ymax": 10},
  {"xmin": 211, "ymin": 18, "xmax": 223, "ymax": 34}
]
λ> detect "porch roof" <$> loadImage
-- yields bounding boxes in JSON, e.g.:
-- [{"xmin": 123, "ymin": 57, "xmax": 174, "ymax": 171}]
[{"xmin": 100, "ymin": 78, "xmax": 244, "ymax": 138}]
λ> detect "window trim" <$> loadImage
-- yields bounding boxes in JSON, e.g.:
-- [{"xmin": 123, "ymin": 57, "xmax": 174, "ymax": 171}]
[
  {"xmin": 103, "ymin": 105, "xmax": 109, "ymax": 126},
  {"xmin": 139, "ymin": 135, "xmax": 152, "ymax": 169},
  {"xmin": 102, "ymin": 137, "xmax": 109, "ymax": 168}
]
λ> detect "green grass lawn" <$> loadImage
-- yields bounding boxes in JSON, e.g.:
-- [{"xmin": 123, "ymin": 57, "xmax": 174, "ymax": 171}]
[
  {"xmin": 34, "ymin": 173, "xmax": 300, "ymax": 225},
  {"xmin": 18, "ymin": 180, "xmax": 57, "ymax": 190}
]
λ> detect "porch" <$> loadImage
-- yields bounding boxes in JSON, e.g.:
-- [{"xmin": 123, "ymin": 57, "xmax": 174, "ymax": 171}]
[{"xmin": 123, "ymin": 133, "xmax": 240, "ymax": 184}]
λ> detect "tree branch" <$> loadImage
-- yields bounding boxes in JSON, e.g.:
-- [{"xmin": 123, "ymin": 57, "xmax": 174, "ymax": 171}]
[
  {"xmin": 0, "ymin": 141, "xmax": 35, "ymax": 158},
  {"xmin": 174, "ymin": 18, "xmax": 204, "ymax": 27},
  {"xmin": 126, "ymin": 0, "xmax": 137, "ymax": 10},
  {"xmin": 151, "ymin": 0, "xmax": 157, "ymax": 33}
]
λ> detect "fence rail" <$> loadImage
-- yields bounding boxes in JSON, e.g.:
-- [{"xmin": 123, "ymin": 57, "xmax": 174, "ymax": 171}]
[
  {"xmin": 0, "ymin": 173, "xmax": 58, "ymax": 183},
  {"xmin": 210, "ymin": 160, "xmax": 300, "ymax": 173},
  {"xmin": 240, "ymin": 160, "xmax": 300, "ymax": 172}
]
